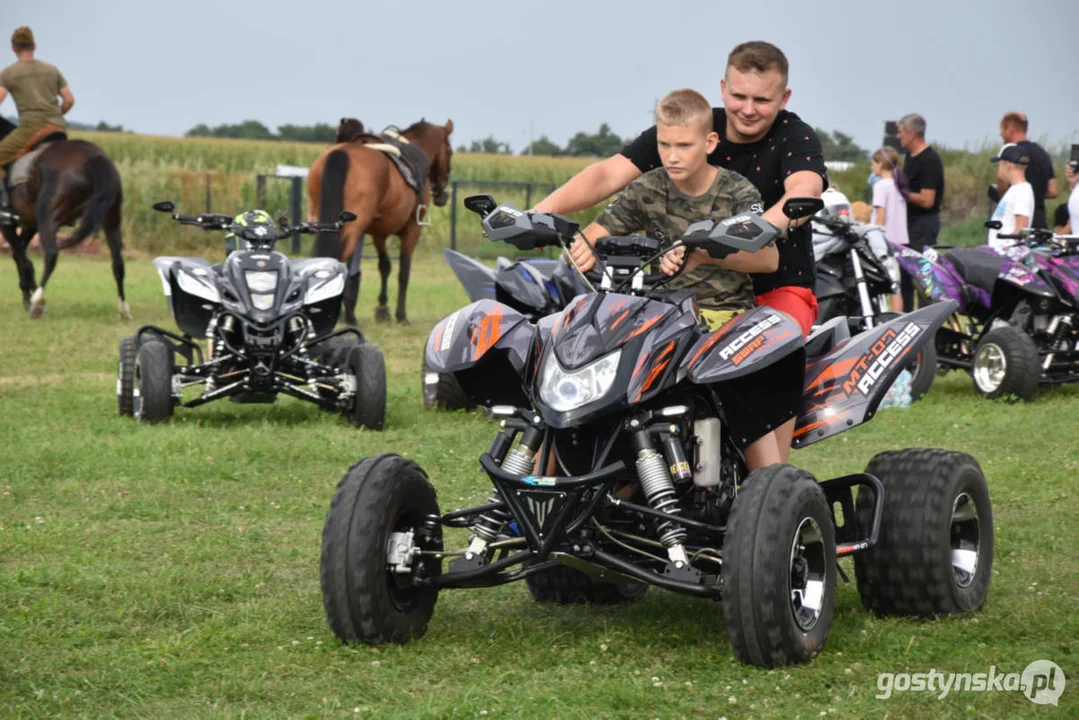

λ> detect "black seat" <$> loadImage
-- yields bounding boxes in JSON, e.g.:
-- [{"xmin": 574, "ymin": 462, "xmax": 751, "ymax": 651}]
[{"xmin": 944, "ymin": 248, "xmax": 1007, "ymax": 293}]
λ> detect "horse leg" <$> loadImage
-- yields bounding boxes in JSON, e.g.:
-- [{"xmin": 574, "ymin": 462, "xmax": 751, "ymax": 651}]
[
  {"xmin": 2, "ymin": 224, "xmax": 32, "ymax": 309},
  {"xmin": 29, "ymin": 212, "xmax": 59, "ymax": 320},
  {"xmin": 104, "ymin": 206, "xmax": 131, "ymax": 319},
  {"xmin": 373, "ymin": 235, "xmax": 392, "ymax": 323},
  {"xmin": 395, "ymin": 225, "xmax": 422, "ymax": 325}
]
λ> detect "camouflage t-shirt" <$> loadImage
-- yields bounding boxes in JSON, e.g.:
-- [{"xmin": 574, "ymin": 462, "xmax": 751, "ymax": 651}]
[
  {"xmin": 0, "ymin": 59, "xmax": 68, "ymax": 127},
  {"xmin": 595, "ymin": 166, "xmax": 762, "ymax": 311}
]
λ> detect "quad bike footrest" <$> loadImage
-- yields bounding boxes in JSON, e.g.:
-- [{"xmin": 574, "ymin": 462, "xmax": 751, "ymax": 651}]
[{"xmin": 819, "ymin": 472, "xmax": 884, "ymax": 557}]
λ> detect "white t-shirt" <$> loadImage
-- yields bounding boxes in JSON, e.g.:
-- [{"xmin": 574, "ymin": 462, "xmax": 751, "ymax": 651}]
[
  {"xmin": 871, "ymin": 177, "xmax": 909, "ymax": 245},
  {"xmin": 1068, "ymin": 184, "xmax": 1079, "ymax": 232},
  {"xmin": 987, "ymin": 181, "xmax": 1034, "ymax": 251}
]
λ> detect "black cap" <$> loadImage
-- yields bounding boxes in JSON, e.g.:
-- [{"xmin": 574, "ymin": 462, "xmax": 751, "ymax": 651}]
[{"xmin": 990, "ymin": 143, "xmax": 1030, "ymax": 165}]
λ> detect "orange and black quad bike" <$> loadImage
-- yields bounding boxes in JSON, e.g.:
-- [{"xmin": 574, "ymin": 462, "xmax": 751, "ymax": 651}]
[{"xmin": 319, "ymin": 196, "xmax": 994, "ymax": 668}]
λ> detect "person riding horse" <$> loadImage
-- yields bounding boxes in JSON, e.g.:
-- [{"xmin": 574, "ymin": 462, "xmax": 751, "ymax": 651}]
[{"xmin": 0, "ymin": 26, "xmax": 75, "ymax": 224}]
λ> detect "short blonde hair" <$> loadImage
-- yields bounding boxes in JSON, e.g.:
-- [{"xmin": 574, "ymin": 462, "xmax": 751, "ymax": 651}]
[{"xmin": 655, "ymin": 89, "xmax": 713, "ymax": 130}]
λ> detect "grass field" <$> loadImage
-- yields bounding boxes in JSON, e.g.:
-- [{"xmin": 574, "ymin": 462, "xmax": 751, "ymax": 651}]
[{"xmin": 1, "ymin": 255, "xmax": 1076, "ymax": 719}]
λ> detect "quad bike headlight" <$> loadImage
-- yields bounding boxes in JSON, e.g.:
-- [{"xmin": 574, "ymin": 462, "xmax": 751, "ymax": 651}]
[
  {"xmin": 539, "ymin": 348, "xmax": 621, "ymax": 412},
  {"xmin": 251, "ymin": 293, "xmax": 275, "ymax": 311},
  {"xmin": 245, "ymin": 271, "xmax": 278, "ymax": 294}
]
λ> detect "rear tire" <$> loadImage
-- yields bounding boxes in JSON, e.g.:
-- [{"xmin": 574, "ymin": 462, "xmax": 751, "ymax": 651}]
[
  {"xmin": 525, "ymin": 566, "xmax": 647, "ymax": 605},
  {"xmin": 421, "ymin": 360, "xmax": 475, "ymax": 411},
  {"xmin": 854, "ymin": 449, "xmax": 993, "ymax": 615},
  {"xmin": 320, "ymin": 454, "xmax": 442, "ymax": 644},
  {"xmin": 971, "ymin": 325, "xmax": 1039, "ymax": 401},
  {"xmin": 133, "ymin": 340, "xmax": 174, "ymax": 423},
  {"xmin": 350, "ymin": 344, "xmax": 386, "ymax": 430},
  {"xmin": 117, "ymin": 335, "xmax": 136, "ymax": 416},
  {"xmin": 722, "ymin": 464, "xmax": 836, "ymax": 667}
]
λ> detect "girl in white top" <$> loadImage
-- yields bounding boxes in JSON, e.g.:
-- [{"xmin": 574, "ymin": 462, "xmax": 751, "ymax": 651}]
[{"xmin": 870, "ymin": 147, "xmax": 909, "ymax": 310}]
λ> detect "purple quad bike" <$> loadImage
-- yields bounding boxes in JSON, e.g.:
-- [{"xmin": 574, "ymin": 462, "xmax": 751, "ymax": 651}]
[{"xmin": 890, "ymin": 226, "xmax": 1079, "ymax": 401}]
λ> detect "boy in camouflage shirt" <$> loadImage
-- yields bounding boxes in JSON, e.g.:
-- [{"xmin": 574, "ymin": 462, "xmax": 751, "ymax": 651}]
[
  {"xmin": 567, "ymin": 88, "xmax": 785, "ymax": 469},
  {"xmin": 568, "ymin": 88, "xmax": 777, "ymax": 330}
]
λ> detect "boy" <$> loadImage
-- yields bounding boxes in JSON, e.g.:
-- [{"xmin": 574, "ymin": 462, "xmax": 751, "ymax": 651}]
[
  {"xmin": 567, "ymin": 88, "xmax": 786, "ymax": 469},
  {"xmin": 987, "ymin": 143, "xmax": 1033, "ymax": 252}
]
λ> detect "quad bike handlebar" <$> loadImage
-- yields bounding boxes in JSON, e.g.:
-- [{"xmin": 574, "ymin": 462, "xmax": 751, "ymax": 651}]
[{"xmin": 152, "ymin": 200, "xmax": 356, "ymax": 243}]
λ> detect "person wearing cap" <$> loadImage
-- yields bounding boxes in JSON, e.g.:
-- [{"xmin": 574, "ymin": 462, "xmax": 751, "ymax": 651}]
[
  {"xmin": 998, "ymin": 111, "xmax": 1057, "ymax": 230},
  {"xmin": 987, "ymin": 143, "xmax": 1033, "ymax": 252},
  {"xmin": 0, "ymin": 26, "xmax": 74, "ymax": 224}
]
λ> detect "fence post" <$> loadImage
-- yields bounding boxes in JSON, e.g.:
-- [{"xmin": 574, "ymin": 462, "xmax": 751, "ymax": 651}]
[
  {"xmin": 205, "ymin": 173, "xmax": 212, "ymax": 212},
  {"xmin": 256, "ymin": 175, "xmax": 266, "ymax": 208},
  {"xmin": 525, "ymin": 182, "xmax": 532, "ymax": 212},
  {"xmin": 290, "ymin": 176, "xmax": 303, "ymax": 255},
  {"xmin": 450, "ymin": 181, "xmax": 458, "ymax": 251}
]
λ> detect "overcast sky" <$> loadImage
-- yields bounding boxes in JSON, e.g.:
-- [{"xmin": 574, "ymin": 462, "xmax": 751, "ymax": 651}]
[{"xmin": 6, "ymin": 0, "xmax": 1078, "ymax": 154}]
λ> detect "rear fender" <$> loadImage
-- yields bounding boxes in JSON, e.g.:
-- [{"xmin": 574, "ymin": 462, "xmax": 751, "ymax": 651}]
[
  {"xmin": 686, "ymin": 306, "xmax": 804, "ymax": 384},
  {"xmin": 794, "ymin": 301, "xmax": 957, "ymax": 448},
  {"xmin": 890, "ymin": 243, "xmax": 966, "ymax": 306},
  {"xmin": 425, "ymin": 300, "xmax": 535, "ymax": 374}
]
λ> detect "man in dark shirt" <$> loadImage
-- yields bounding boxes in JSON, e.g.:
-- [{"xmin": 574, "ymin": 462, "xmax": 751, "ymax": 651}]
[
  {"xmin": 896, "ymin": 113, "xmax": 945, "ymax": 311},
  {"xmin": 534, "ymin": 40, "xmax": 827, "ymax": 464},
  {"xmin": 998, "ymin": 111, "xmax": 1058, "ymax": 230}
]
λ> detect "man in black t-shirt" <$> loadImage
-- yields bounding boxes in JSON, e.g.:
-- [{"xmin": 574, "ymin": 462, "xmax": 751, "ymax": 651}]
[
  {"xmin": 534, "ymin": 40, "xmax": 827, "ymax": 464},
  {"xmin": 998, "ymin": 111, "xmax": 1058, "ymax": 230},
  {"xmin": 896, "ymin": 113, "xmax": 945, "ymax": 311}
]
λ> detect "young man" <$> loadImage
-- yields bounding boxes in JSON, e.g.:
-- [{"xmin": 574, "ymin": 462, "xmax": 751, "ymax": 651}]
[
  {"xmin": 896, "ymin": 113, "xmax": 944, "ymax": 311},
  {"xmin": 571, "ymin": 88, "xmax": 786, "ymax": 469},
  {"xmin": 998, "ymin": 111, "xmax": 1057, "ymax": 230},
  {"xmin": 987, "ymin": 143, "xmax": 1033, "ymax": 252},
  {"xmin": 538, "ymin": 41, "xmax": 827, "ymax": 464},
  {"xmin": 0, "ymin": 26, "xmax": 74, "ymax": 224}
]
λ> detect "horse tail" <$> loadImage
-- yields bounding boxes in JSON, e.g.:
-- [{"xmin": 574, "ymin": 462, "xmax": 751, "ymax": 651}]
[
  {"xmin": 59, "ymin": 155, "xmax": 121, "ymax": 250},
  {"xmin": 315, "ymin": 148, "xmax": 349, "ymax": 258}
]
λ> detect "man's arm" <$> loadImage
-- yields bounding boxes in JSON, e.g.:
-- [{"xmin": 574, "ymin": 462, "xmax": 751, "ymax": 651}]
[
  {"xmin": 907, "ymin": 187, "xmax": 937, "ymax": 210},
  {"xmin": 59, "ymin": 87, "xmax": 75, "ymax": 114},
  {"xmin": 1046, "ymin": 177, "xmax": 1059, "ymax": 200},
  {"xmin": 759, "ymin": 170, "xmax": 826, "ymax": 231},
  {"xmin": 0, "ymin": 87, "xmax": 8, "ymax": 106},
  {"xmin": 532, "ymin": 155, "xmax": 642, "ymax": 214}
]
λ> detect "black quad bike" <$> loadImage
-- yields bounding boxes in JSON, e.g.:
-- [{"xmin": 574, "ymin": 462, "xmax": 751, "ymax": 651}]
[
  {"xmin": 423, "ymin": 248, "xmax": 590, "ymax": 411},
  {"xmin": 813, "ymin": 214, "xmax": 936, "ymax": 401},
  {"xmin": 117, "ymin": 202, "xmax": 386, "ymax": 428},
  {"xmin": 320, "ymin": 196, "xmax": 993, "ymax": 667}
]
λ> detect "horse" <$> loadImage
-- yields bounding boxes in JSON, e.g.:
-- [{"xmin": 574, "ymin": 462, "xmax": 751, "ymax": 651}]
[
  {"xmin": 0, "ymin": 116, "xmax": 128, "ymax": 319},
  {"xmin": 306, "ymin": 117, "xmax": 453, "ymax": 326}
]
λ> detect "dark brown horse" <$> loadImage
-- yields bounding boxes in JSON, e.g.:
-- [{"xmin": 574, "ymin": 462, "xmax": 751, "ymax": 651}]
[
  {"xmin": 306, "ymin": 117, "xmax": 453, "ymax": 326},
  {"xmin": 0, "ymin": 116, "xmax": 128, "ymax": 319}
]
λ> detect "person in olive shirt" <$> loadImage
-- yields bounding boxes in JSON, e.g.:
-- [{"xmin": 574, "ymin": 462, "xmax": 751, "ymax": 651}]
[
  {"xmin": 896, "ymin": 113, "xmax": 944, "ymax": 311},
  {"xmin": 0, "ymin": 26, "xmax": 75, "ymax": 224}
]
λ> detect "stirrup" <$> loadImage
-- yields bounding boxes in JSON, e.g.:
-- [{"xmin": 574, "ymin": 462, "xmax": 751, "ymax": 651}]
[{"xmin": 415, "ymin": 204, "xmax": 430, "ymax": 227}]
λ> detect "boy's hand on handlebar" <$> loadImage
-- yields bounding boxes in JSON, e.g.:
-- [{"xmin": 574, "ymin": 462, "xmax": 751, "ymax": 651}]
[
  {"xmin": 566, "ymin": 236, "xmax": 597, "ymax": 272},
  {"xmin": 660, "ymin": 246, "xmax": 703, "ymax": 276}
]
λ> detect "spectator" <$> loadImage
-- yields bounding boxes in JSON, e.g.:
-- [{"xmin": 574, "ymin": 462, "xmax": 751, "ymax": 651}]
[
  {"xmin": 998, "ymin": 112, "xmax": 1057, "ymax": 229},
  {"xmin": 869, "ymin": 147, "xmax": 908, "ymax": 310},
  {"xmin": 896, "ymin": 113, "xmax": 944, "ymax": 309},
  {"xmin": 1055, "ymin": 161, "xmax": 1078, "ymax": 234},
  {"xmin": 986, "ymin": 144, "xmax": 1033, "ymax": 252}
]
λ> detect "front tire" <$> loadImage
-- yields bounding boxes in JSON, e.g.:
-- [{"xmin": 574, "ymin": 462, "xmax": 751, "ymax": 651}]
[
  {"xmin": 421, "ymin": 360, "xmax": 475, "ymax": 411},
  {"xmin": 117, "ymin": 335, "xmax": 136, "ymax": 416},
  {"xmin": 320, "ymin": 454, "xmax": 442, "ymax": 644},
  {"xmin": 971, "ymin": 325, "xmax": 1039, "ymax": 401},
  {"xmin": 722, "ymin": 464, "xmax": 836, "ymax": 667},
  {"xmin": 854, "ymin": 449, "xmax": 993, "ymax": 616},
  {"xmin": 349, "ymin": 344, "xmax": 386, "ymax": 430},
  {"xmin": 133, "ymin": 340, "xmax": 174, "ymax": 423}
]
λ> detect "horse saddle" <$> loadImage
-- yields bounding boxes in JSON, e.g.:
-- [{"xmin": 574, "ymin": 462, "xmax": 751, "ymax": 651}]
[
  {"xmin": 357, "ymin": 129, "xmax": 430, "ymax": 199},
  {"xmin": 7, "ymin": 124, "xmax": 67, "ymax": 187}
]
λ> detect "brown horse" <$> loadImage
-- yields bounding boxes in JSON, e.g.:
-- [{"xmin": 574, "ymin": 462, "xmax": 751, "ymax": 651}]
[
  {"xmin": 306, "ymin": 117, "xmax": 453, "ymax": 326},
  {"xmin": 0, "ymin": 116, "xmax": 128, "ymax": 319}
]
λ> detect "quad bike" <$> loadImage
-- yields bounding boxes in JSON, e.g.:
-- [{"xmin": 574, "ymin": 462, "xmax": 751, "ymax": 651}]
[
  {"xmin": 423, "ymin": 248, "xmax": 590, "ymax": 411},
  {"xmin": 812, "ymin": 188, "xmax": 936, "ymax": 400},
  {"xmin": 319, "ymin": 195, "xmax": 993, "ymax": 668},
  {"xmin": 892, "ymin": 221, "xmax": 1079, "ymax": 401},
  {"xmin": 117, "ymin": 202, "xmax": 386, "ymax": 428}
]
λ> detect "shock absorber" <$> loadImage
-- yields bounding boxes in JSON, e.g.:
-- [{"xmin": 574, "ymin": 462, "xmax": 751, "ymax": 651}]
[
  {"xmin": 466, "ymin": 425, "xmax": 543, "ymax": 556},
  {"xmin": 633, "ymin": 429, "xmax": 689, "ymax": 564},
  {"xmin": 1042, "ymin": 315, "xmax": 1073, "ymax": 370}
]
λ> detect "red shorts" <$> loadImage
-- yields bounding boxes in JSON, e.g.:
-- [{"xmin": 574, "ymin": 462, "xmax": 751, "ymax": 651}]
[{"xmin": 756, "ymin": 286, "xmax": 818, "ymax": 338}]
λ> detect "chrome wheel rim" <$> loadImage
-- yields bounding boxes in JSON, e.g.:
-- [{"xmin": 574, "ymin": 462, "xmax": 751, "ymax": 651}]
[
  {"xmin": 973, "ymin": 343, "xmax": 1006, "ymax": 392},
  {"xmin": 951, "ymin": 492, "xmax": 981, "ymax": 588},
  {"xmin": 789, "ymin": 517, "xmax": 827, "ymax": 630}
]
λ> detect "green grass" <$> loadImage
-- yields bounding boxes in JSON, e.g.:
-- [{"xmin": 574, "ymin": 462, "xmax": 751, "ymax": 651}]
[{"xmin": 0, "ymin": 256, "xmax": 1076, "ymax": 719}]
